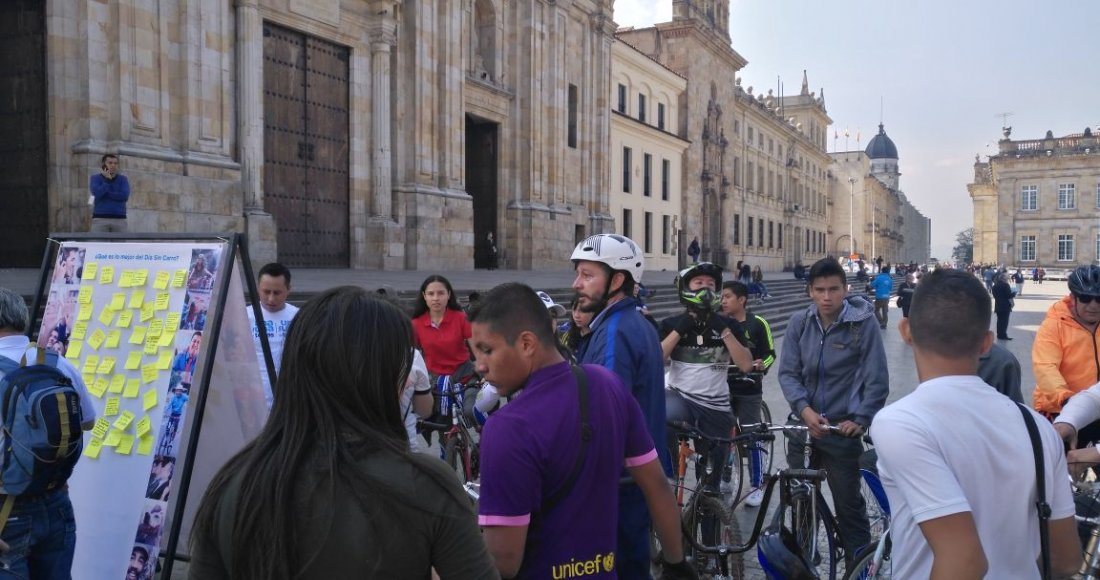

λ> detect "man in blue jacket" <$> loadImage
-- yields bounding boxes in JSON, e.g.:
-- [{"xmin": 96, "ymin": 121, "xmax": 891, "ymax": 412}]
[
  {"xmin": 571, "ymin": 234, "xmax": 669, "ymax": 579},
  {"xmin": 90, "ymin": 154, "xmax": 131, "ymax": 232},
  {"xmin": 779, "ymin": 257, "xmax": 889, "ymax": 560},
  {"xmin": 870, "ymin": 268, "xmax": 894, "ymax": 330}
]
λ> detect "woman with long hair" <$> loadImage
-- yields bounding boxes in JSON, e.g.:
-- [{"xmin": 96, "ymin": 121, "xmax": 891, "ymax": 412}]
[
  {"xmin": 189, "ymin": 287, "xmax": 496, "ymax": 579},
  {"xmin": 411, "ymin": 275, "xmax": 472, "ymax": 379}
]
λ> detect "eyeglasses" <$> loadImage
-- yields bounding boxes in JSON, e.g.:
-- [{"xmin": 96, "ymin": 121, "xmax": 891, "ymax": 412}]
[{"xmin": 1075, "ymin": 294, "xmax": 1100, "ymax": 304}]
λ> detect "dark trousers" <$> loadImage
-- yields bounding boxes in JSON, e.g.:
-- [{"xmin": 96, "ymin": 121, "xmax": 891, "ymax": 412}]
[
  {"xmin": 0, "ymin": 489, "xmax": 76, "ymax": 580},
  {"xmin": 996, "ymin": 309, "xmax": 1011, "ymax": 338},
  {"xmin": 786, "ymin": 432, "xmax": 870, "ymax": 554},
  {"xmin": 666, "ymin": 390, "xmax": 734, "ymax": 490},
  {"xmin": 616, "ymin": 483, "xmax": 652, "ymax": 579}
]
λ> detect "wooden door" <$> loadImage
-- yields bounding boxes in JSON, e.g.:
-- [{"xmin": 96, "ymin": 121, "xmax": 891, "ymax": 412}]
[
  {"xmin": 0, "ymin": 0, "xmax": 47, "ymax": 267},
  {"xmin": 262, "ymin": 23, "xmax": 350, "ymax": 267}
]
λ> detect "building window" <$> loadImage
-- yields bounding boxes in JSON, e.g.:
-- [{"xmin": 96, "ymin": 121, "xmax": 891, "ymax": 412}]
[
  {"xmin": 777, "ymin": 224, "xmax": 783, "ymax": 249},
  {"xmin": 747, "ymin": 126, "xmax": 754, "ymax": 142},
  {"xmin": 643, "ymin": 154, "xmax": 652, "ymax": 197},
  {"xmin": 622, "ymin": 208, "xmax": 632, "ymax": 239},
  {"xmin": 661, "ymin": 159, "xmax": 670, "ymax": 201},
  {"xmin": 657, "ymin": 103, "xmax": 666, "ymax": 130},
  {"xmin": 622, "ymin": 147, "xmax": 631, "ymax": 193},
  {"xmin": 746, "ymin": 215, "xmax": 754, "ymax": 246},
  {"xmin": 617, "ymin": 84, "xmax": 626, "ymax": 113},
  {"xmin": 1020, "ymin": 235, "xmax": 1036, "ymax": 262},
  {"xmin": 638, "ymin": 94, "xmax": 647, "ymax": 122},
  {"xmin": 757, "ymin": 172, "xmax": 764, "ymax": 195},
  {"xmin": 567, "ymin": 84, "xmax": 578, "ymax": 149},
  {"xmin": 757, "ymin": 218, "xmax": 764, "ymax": 248},
  {"xmin": 1096, "ymin": 233, "xmax": 1100, "ymax": 265},
  {"xmin": 644, "ymin": 212, "xmax": 653, "ymax": 253},
  {"xmin": 733, "ymin": 156, "xmax": 741, "ymax": 186},
  {"xmin": 778, "ymin": 144, "xmax": 783, "ymax": 159},
  {"xmin": 1058, "ymin": 183, "xmax": 1076, "ymax": 210},
  {"xmin": 768, "ymin": 138, "xmax": 773, "ymax": 155},
  {"xmin": 1058, "ymin": 234, "xmax": 1075, "ymax": 261},
  {"xmin": 733, "ymin": 214, "xmax": 740, "ymax": 245},
  {"xmin": 767, "ymin": 221, "xmax": 774, "ymax": 248},
  {"xmin": 806, "ymin": 230, "xmax": 810, "ymax": 252},
  {"xmin": 662, "ymin": 215, "xmax": 670, "ymax": 254},
  {"xmin": 747, "ymin": 162, "xmax": 754, "ymax": 191},
  {"xmin": 1096, "ymin": 183, "xmax": 1100, "ymax": 208},
  {"xmin": 734, "ymin": 120, "xmax": 740, "ymax": 135}
]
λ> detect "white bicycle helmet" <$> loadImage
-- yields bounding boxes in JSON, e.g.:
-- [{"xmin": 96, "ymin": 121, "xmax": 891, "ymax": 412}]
[{"xmin": 570, "ymin": 234, "xmax": 645, "ymax": 284}]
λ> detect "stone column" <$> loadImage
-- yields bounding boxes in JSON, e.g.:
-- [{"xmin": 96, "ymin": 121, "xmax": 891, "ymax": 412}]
[
  {"xmin": 237, "ymin": 0, "xmax": 276, "ymax": 265},
  {"xmin": 367, "ymin": 2, "xmax": 397, "ymax": 218}
]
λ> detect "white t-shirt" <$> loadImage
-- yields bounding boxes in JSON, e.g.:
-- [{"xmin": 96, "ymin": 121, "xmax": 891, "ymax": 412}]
[
  {"xmin": 402, "ymin": 350, "xmax": 432, "ymax": 452},
  {"xmin": 247, "ymin": 303, "xmax": 300, "ymax": 408},
  {"xmin": 870, "ymin": 375, "xmax": 1074, "ymax": 579}
]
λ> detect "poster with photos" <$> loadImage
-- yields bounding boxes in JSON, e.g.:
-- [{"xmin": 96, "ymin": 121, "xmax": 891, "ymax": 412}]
[{"xmin": 45, "ymin": 242, "xmax": 226, "ymax": 580}]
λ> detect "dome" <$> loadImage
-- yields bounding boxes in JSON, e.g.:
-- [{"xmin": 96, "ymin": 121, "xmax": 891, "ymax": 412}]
[{"xmin": 865, "ymin": 123, "xmax": 898, "ymax": 159}]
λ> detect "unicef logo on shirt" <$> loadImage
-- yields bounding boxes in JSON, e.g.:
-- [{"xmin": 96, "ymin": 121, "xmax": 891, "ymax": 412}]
[{"xmin": 551, "ymin": 551, "xmax": 614, "ymax": 578}]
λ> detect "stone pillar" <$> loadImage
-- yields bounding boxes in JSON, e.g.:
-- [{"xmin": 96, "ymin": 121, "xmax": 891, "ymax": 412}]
[
  {"xmin": 367, "ymin": 13, "xmax": 396, "ymax": 218},
  {"xmin": 237, "ymin": 0, "xmax": 276, "ymax": 265}
]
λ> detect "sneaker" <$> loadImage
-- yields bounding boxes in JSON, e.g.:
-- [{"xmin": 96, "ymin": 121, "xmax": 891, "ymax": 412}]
[{"xmin": 745, "ymin": 488, "xmax": 764, "ymax": 507}]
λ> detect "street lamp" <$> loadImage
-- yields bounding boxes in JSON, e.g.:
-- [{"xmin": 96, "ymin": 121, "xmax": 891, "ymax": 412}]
[{"xmin": 848, "ymin": 177, "xmax": 855, "ymax": 261}]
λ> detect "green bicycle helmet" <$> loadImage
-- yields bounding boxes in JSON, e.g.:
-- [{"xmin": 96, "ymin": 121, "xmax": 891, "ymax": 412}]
[{"xmin": 674, "ymin": 262, "xmax": 723, "ymax": 311}]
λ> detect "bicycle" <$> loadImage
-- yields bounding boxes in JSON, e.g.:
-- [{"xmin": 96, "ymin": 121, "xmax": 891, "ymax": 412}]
[
  {"xmin": 418, "ymin": 374, "xmax": 481, "ymax": 486},
  {"xmin": 724, "ymin": 374, "xmax": 775, "ymax": 505},
  {"xmin": 1073, "ymin": 479, "xmax": 1100, "ymax": 578},
  {"xmin": 844, "ymin": 437, "xmax": 892, "ymax": 579}
]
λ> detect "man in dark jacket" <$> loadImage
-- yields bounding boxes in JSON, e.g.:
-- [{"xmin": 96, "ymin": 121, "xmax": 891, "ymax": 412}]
[
  {"xmin": 89, "ymin": 154, "xmax": 131, "ymax": 232},
  {"xmin": 778, "ymin": 257, "xmax": 889, "ymax": 557},
  {"xmin": 991, "ymin": 273, "xmax": 1015, "ymax": 340},
  {"xmin": 897, "ymin": 274, "xmax": 918, "ymax": 318}
]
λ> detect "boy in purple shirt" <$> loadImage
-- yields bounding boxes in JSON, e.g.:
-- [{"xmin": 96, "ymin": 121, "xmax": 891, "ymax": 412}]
[{"xmin": 469, "ymin": 283, "xmax": 694, "ymax": 579}]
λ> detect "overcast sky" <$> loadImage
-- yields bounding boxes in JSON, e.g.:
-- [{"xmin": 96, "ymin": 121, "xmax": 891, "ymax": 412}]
[{"xmin": 613, "ymin": 0, "xmax": 1100, "ymax": 260}]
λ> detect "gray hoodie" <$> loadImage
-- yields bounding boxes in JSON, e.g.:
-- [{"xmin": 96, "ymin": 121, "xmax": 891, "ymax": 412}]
[{"xmin": 778, "ymin": 296, "xmax": 890, "ymax": 428}]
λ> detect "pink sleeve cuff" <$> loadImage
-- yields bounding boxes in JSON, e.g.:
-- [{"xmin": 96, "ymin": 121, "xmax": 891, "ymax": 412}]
[
  {"xmin": 624, "ymin": 448, "xmax": 658, "ymax": 467},
  {"xmin": 478, "ymin": 513, "xmax": 531, "ymax": 527}
]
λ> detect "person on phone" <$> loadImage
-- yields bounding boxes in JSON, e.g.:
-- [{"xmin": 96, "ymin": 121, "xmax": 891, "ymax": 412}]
[{"xmin": 90, "ymin": 153, "xmax": 130, "ymax": 232}]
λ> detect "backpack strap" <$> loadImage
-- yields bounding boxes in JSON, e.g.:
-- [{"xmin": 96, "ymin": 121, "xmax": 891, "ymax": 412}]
[
  {"xmin": 0, "ymin": 495, "xmax": 14, "ymax": 537},
  {"xmin": 541, "ymin": 365, "xmax": 592, "ymax": 513},
  {"xmin": 0, "ymin": 355, "xmax": 18, "ymax": 377},
  {"xmin": 1016, "ymin": 402, "xmax": 1051, "ymax": 580}
]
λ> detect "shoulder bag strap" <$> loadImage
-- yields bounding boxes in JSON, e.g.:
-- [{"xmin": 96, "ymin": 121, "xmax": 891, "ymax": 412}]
[
  {"xmin": 1017, "ymin": 402, "xmax": 1052, "ymax": 580},
  {"xmin": 542, "ymin": 365, "xmax": 592, "ymax": 513}
]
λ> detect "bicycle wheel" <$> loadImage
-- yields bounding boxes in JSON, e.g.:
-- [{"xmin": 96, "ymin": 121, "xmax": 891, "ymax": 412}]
[
  {"xmin": 844, "ymin": 540, "xmax": 892, "ymax": 580},
  {"xmin": 758, "ymin": 400, "xmax": 775, "ymax": 476},
  {"xmin": 860, "ymin": 470, "xmax": 889, "ymax": 540},
  {"xmin": 444, "ymin": 436, "xmax": 472, "ymax": 484},
  {"xmin": 722, "ymin": 441, "xmax": 745, "ymax": 508},
  {"xmin": 790, "ymin": 488, "xmax": 841, "ymax": 580},
  {"xmin": 683, "ymin": 494, "xmax": 745, "ymax": 579}
]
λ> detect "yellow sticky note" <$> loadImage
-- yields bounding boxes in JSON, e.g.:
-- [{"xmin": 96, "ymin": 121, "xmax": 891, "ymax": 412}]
[
  {"xmin": 91, "ymin": 418, "xmax": 110, "ymax": 439},
  {"xmin": 172, "ymin": 269, "xmax": 187, "ymax": 288},
  {"xmin": 87, "ymin": 329, "xmax": 106, "ymax": 350},
  {"xmin": 81, "ymin": 355, "xmax": 100, "ymax": 375},
  {"xmin": 98, "ymin": 265, "xmax": 115, "ymax": 285},
  {"xmin": 108, "ymin": 292, "xmax": 124, "ymax": 311},
  {"xmin": 97, "ymin": 308, "xmax": 115, "ymax": 327},
  {"xmin": 116, "ymin": 433, "xmax": 135, "ymax": 455},
  {"xmin": 128, "ymin": 290, "xmax": 145, "ymax": 309},
  {"xmin": 124, "ymin": 351, "xmax": 142, "ymax": 370},
  {"xmin": 78, "ymin": 304, "xmax": 93, "ymax": 321},
  {"xmin": 124, "ymin": 378, "xmax": 141, "ymax": 398},
  {"xmin": 165, "ymin": 312, "xmax": 182, "ymax": 332},
  {"xmin": 90, "ymin": 377, "xmax": 108, "ymax": 398},
  {"xmin": 135, "ymin": 415, "xmax": 151, "ymax": 438},
  {"xmin": 156, "ymin": 350, "xmax": 173, "ymax": 370},
  {"xmin": 105, "ymin": 329, "xmax": 121, "ymax": 349},
  {"xmin": 104, "ymin": 429, "xmax": 122, "ymax": 447},
  {"xmin": 95, "ymin": 356, "xmax": 115, "ymax": 375},
  {"xmin": 82, "ymin": 373, "xmax": 95, "ymax": 387},
  {"xmin": 71, "ymin": 321, "xmax": 88, "ymax": 340},
  {"xmin": 128, "ymin": 326, "xmax": 147, "ymax": 345},
  {"xmin": 83, "ymin": 438, "xmax": 104, "ymax": 459},
  {"xmin": 154, "ymin": 271, "xmax": 171, "ymax": 290},
  {"xmin": 64, "ymin": 341, "xmax": 83, "ymax": 360},
  {"xmin": 81, "ymin": 262, "xmax": 98, "ymax": 281},
  {"xmin": 142, "ymin": 389, "xmax": 158, "ymax": 411},
  {"xmin": 132, "ymin": 269, "xmax": 148, "ymax": 287},
  {"xmin": 113, "ymin": 410, "xmax": 135, "ymax": 431},
  {"xmin": 141, "ymin": 365, "xmax": 159, "ymax": 384},
  {"xmin": 137, "ymin": 434, "xmax": 154, "ymax": 455},
  {"xmin": 77, "ymin": 286, "xmax": 94, "ymax": 304},
  {"xmin": 147, "ymin": 320, "xmax": 164, "ymax": 338},
  {"xmin": 157, "ymin": 331, "xmax": 175, "ymax": 347},
  {"xmin": 154, "ymin": 293, "xmax": 170, "ymax": 311},
  {"xmin": 140, "ymin": 302, "xmax": 154, "ymax": 322},
  {"xmin": 109, "ymin": 374, "xmax": 125, "ymax": 393},
  {"xmin": 104, "ymin": 396, "xmax": 120, "ymax": 416},
  {"xmin": 116, "ymin": 310, "xmax": 133, "ymax": 328},
  {"xmin": 143, "ymin": 341, "xmax": 158, "ymax": 355},
  {"xmin": 118, "ymin": 271, "xmax": 134, "ymax": 288}
]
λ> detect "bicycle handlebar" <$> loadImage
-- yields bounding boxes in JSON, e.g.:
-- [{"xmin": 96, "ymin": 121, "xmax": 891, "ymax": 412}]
[
  {"xmin": 666, "ymin": 420, "xmax": 776, "ymax": 445},
  {"xmin": 417, "ymin": 420, "xmax": 451, "ymax": 431},
  {"xmin": 784, "ymin": 468, "xmax": 828, "ymax": 482},
  {"xmin": 740, "ymin": 422, "xmax": 842, "ymax": 435}
]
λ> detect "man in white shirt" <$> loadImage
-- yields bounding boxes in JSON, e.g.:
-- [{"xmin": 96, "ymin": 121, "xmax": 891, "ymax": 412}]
[
  {"xmin": 247, "ymin": 263, "xmax": 299, "ymax": 407},
  {"xmin": 0, "ymin": 288, "xmax": 96, "ymax": 577},
  {"xmin": 871, "ymin": 270, "xmax": 1080, "ymax": 579}
]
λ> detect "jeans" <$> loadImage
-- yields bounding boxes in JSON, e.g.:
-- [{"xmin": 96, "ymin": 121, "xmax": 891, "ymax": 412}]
[
  {"xmin": 786, "ymin": 431, "xmax": 870, "ymax": 554},
  {"xmin": 0, "ymin": 489, "xmax": 77, "ymax": 580},
  {"xmin": 90, "ymin": 217, "xmax": 128, "ymax": 233},
  {"xmin": 729, "ymin": 388, "xmax": 764, "ymax": 486},
  {"xmin": 666, "ymin": 389, "xmax": 734, "ymax": 491},
  {"xmin": 873, "ymin": 299, "xmax": 889, "ymax": 328},
  {"xmin": 616, "ymin": 483, "xmax": 652, "ymax": 579}
]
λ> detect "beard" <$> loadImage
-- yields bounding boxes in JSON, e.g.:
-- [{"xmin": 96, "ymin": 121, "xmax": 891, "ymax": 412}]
[{"xmin": 577, "ymin": 291, "xmax": 608, "ymax": 315}]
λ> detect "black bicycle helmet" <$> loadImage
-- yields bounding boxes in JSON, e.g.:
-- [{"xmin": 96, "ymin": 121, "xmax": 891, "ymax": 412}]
[
  {"xmin": 674, "ymin": 262, "xmax": 723, "ymax": 311},
  {"xmin": 1069, "ymin": 265, "xmax": 1100, "ymax": 297},
  {"xmin": 757, "ymin": 524, "xmax": 816, "ymax": 580}
]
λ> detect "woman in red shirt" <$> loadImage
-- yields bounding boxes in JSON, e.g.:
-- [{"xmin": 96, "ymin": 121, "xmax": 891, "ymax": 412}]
[{"xmin": 411, "ymin": 275, "xmax": 472, "ymax": 378}]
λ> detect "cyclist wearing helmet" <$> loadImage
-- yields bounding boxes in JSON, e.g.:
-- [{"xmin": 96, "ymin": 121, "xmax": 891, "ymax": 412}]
[
  {"xmin": 570, "ymin": 234, "xmax": 670, "ymax": 579},
  {"xmin": 659, "ymin": 263, "xmax": 754, "ymax": 491}
]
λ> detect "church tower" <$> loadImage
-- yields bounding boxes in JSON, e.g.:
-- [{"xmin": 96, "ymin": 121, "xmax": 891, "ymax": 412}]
[
  {"xmin": 672, "ymin": 0, "xmax": 730, "ymax": 40},
  {"xmin": 866, "ymin": 123, "xmax": 901, "ymax": 190}
]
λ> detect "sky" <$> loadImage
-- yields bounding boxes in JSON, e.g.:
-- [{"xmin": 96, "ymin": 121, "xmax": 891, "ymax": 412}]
[{"xmin": 612, "ymin": 0, "xmax": 1100, "ymax": 260}]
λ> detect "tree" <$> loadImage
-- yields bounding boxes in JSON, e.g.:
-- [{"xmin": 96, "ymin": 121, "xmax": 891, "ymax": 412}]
[{"xmin": 952, "ymin": 227, "xmax": 974, "ymax": 264}]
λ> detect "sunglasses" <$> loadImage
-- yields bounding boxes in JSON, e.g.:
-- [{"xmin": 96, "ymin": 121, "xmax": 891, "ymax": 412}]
[{"xmin": 1075, "ymin": 294, "xmax": 1100, "ymax": 304}]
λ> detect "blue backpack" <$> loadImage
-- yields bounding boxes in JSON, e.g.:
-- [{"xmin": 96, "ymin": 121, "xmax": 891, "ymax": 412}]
[{"xmin": 0, "ymin": 349, "xmax": 85, "ymax": 496}]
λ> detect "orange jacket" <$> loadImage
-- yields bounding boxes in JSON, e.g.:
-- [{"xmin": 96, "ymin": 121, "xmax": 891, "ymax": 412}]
[{"xmin": 1032, "ymin": 295, "xmax": 1100, "ymax": 414}]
